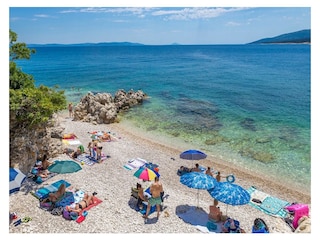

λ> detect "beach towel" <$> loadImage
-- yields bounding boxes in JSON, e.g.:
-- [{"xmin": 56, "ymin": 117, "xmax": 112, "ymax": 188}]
[
  {"xmin": 75, "ymin": 154, "xmax": 95, "ymax": 166},
  {"xmin": 54, "ymin": 191, "xmax": 75, "ymax": 208},
  {"xmin": 75, "ymin": 196, "xmax": 103, "ymax": 223},
  {"xmin": 62, "ymin": 139, "xmax": 82, "ymax": 145},
  {"xmin": 247, "ymin": 186, "xmax": 290, "ymax": 218},
  {"xmin": 31, "ymin": 179, "xmax": 71, "ymax": 200},
  {"xmin": 123, "ymin": 158, "xmax": 147, "ymax": 170}
]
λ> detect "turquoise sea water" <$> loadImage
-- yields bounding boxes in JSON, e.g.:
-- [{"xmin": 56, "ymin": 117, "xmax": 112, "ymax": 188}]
[{"xmin": 17, "ymin": 44, "xmax": 311, "ymax": 192}]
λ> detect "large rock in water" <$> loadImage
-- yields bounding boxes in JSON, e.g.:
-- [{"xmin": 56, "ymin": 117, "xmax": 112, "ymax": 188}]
[{"xmin": 73, "ymin": 89, "xmax": 147, "ymax": 124}]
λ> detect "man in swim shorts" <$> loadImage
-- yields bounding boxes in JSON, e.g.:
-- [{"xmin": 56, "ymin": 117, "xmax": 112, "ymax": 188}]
[{"xmin": 143, "ymin": 177, "xmax": 163, "ymax": 219}]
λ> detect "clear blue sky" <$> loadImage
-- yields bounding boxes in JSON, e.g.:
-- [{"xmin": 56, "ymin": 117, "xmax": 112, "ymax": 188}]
[{"xmin": 9, "ymin": 6, "xmax": 311, "ymax": 45}]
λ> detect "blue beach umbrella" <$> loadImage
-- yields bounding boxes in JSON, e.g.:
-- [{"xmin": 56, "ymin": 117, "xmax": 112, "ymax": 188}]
[
  {"xmin": 180, "ymin": 149, "xmax": 207, "ymax": 160},
  {"xmin": 10, "ymin": 168, "xmax": 26, "ymax": 194},
  {"xmin": 180, "ymin": 172, "xmax": 217, "ymax": 207},
  {"xmin": 207, "ymin": 181, "xmax": 250, "ymax": 215}
]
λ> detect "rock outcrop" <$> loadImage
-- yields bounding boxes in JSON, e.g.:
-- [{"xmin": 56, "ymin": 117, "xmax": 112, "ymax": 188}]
[
  {"xmin": 9, "ymin": 113, "xmax": 64, "ymax": 174},
  {"xmin": 73, "ymin": 89, "xmax": 147, "ymax": 124},
  {"xmin": 9, "ymin": 89, "xmax": 147, "ymax": 174}
]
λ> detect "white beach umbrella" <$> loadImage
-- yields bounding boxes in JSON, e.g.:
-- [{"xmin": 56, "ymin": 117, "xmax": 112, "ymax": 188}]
[{"xmin": 10, "ymin": 168, "xmax": 26, "ymax": 194}]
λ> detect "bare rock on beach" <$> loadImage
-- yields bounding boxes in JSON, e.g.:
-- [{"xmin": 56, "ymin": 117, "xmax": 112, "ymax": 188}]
[{"xmin": 73, "ymin": 89, "xmax": 147, "ymax": 124}]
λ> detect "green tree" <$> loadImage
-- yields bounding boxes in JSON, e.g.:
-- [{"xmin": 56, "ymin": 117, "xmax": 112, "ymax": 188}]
[{"xmin": 9, "ymin": 29, "xmax": 67, "ymax": 127}]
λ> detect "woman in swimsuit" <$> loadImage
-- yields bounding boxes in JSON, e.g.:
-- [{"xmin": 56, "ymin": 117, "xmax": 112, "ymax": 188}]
[{"xmin": 67, "ymin": 193, "xmax": 95, "ymax": 214}]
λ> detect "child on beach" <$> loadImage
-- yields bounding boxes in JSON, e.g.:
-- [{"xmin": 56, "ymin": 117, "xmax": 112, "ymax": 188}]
[{"xmin": 87, "ymin": 141, "xmax": 93, "ymax": 157}]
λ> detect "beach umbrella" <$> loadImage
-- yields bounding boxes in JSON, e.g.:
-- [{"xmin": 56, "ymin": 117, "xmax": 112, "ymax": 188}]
[
  {"xmin": 10, "ymin": 168, "xmax": 26, "ymax": 194},
  {"xmin": 180, "ymin": 149, "xmax": 207, "ymax": 160},
  {"xmin": 48, "ymin": 160, "xmax": 82, "ymax": 174},
  {"xmin": 180, "ymin": 149, "xmax": 207, "ymax": 168},
  {"xmin": 207, "ymin": 181, "xmax": 250, "ymax": 215},
  {"xmin": 134, "ymin": 167, "xmax": 160, "ymax": 181},
  {"xmin": 180, "ymin": 172, "xmax": 217, "ymax": 208}
]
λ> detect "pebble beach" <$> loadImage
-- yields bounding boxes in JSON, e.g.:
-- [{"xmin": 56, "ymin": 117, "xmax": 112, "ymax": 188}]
[{"xmin": 8, "ymin": 110, "xmax": 312, "ymax": 237}]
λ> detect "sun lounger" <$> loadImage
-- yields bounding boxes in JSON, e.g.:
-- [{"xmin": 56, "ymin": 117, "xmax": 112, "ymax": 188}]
[{"xmin": 31, "ymin": 179, "xmax": 71, "ymax": 200}]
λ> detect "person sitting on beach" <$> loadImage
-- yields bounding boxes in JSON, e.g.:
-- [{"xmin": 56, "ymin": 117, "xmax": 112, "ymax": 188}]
[
  {"xmin": 191, "ymin": 163, "xmax": 201, "ymax": 172},
  {"xmin": 67, "ymin": 192, "xmax": 97, "ymax": 214},
  {"xmin": 40, "ymin": 154, "xmax": 52, "ymax": 170},
  {"xmin": 41, "ymin": 183, "xmax": 66, "ymax": 204},
  {"xmin": 222, "ymin": 218, "xmax": 245, "ymax": 233},
  {"xmin": 63, "ymin": 147, "xmax": 74, "ymax": 155},
  {"xmin": 206, "ymin": 167, "xmax": 213, "ymax": 177},
  {"xmin": 136, "ymin": 183, "xmax": 146, "ymax": 210},
  {"xmin": 36, "ymin": 154, "xmax": 52, "ymax": 178},
  {"xmin": 208, "ymin": 200, "xmax": 223, "ymax": 222},
  {"xmin": 69, "ymin": 147, "xmax": 81, "ymax": 159},
  {"xmin": 177, "ymin": 166, "xmax": 192, "ymax": 176},
  {"xmin": 143, "ymin": 177, "xmax": 163, "ymax": 219}
]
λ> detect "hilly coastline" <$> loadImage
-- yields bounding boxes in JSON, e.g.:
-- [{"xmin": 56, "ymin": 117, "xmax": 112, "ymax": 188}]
[
  {"xmin": 27, "ymin": 29, "xmax": 310, "ymax": 47},
  {"xmin": 249, "ymin": 29, "xmax": 310, "ymax": 44}
]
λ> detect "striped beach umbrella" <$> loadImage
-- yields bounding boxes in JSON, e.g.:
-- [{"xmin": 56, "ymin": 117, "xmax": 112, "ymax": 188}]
[
  {"xmin": 134, "ymin": 167, "xmax": 160, "ymax": 181},
  {"xmin": 10, "ymin": 168, "xmax": 26, "ymax": 194}
]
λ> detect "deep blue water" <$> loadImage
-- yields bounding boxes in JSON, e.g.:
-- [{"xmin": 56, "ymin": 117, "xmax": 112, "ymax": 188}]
[{"xmin": 17, "ymin": 44, "xmax": 311, "ymax": 192}]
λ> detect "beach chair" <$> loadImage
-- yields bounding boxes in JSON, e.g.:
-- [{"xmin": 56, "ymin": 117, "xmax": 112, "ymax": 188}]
[
  {"xmin": 131, "ymin": 187, "xmax": 139, "ymax": 199},
  {"xmin": 285, "ymin": 204, "xmax": 309, "ymax": 229}
]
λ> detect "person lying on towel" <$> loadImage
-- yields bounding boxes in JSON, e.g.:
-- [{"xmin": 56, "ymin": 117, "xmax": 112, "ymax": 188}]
[{"xmin": 66, "ymin": 192, "xmax": 97, "ymax": 214}]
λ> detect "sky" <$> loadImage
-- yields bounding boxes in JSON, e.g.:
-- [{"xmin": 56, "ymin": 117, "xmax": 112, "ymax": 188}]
[{"xmin": 8, "ymin": 6, "xmax": 311, "ymax": 45}]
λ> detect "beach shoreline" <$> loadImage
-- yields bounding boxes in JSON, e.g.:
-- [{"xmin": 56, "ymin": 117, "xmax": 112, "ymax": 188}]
[
  {"xmin": 112, "ymin": 115, "xmax": 310, "ymax": 203},
  {"xmin": 8, "ymin": 110, "xmax": 311, "ymax": 234}
]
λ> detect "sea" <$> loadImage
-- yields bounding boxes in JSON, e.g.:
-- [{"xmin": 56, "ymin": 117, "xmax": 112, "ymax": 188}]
[{"xmin": 16, "ymin": 44, "xmax": 311, "ymax": 193}]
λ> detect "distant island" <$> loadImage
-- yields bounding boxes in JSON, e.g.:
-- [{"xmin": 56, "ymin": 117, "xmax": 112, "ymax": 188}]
[
  {"xmin": 27, "ymin": 42, "xmax": 145, "ymax": 47},
  {"xmin": 27, "ymin": 29, "xmax": 310, "ymax": 47},
  {"xmin": 248, "ymin": 29, "xmax": 310, "ymax": 44}
]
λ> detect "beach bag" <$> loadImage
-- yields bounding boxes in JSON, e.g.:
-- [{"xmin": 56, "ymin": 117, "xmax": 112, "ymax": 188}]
[
  {"xmin": 51, "ymin": 206, "xmax": 64, "ymax": 216},
  {"xmin": 40, "ymin": 201, "xmax": 54, "ymax": 211},
  {"xmin": 63, "ymin": 207, "xmax": 78, "ymax": 220},
  {"xmin": 63, "ymin": 207, "xmax": 72, "ymax": 220},
  {"xmin": 35, "ymin": 176, "xmax": 43, "ymax": 184}
]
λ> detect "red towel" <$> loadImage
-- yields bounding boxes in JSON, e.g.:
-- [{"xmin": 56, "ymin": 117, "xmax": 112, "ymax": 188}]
[{"xmin": 79, "ymin": 196, "xmax": 102, "ymax": 214}]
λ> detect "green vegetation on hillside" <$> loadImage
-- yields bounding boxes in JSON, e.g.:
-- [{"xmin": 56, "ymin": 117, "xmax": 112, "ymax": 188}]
[
  {"xmin": 9, "ymin": 29, "xmax": 67, "ymax": 128},
  {"xmin": 249, "ymin": 29, "xmax": 310, "ymax": 44}
]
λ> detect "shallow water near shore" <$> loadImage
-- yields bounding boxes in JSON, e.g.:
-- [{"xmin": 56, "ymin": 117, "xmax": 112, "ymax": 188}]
[{"xmin": 18, "ymin": 44, "xmax": 311, "ymax": 193}]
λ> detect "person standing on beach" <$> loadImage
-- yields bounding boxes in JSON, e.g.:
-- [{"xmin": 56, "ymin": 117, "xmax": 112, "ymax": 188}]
[
  {"xmin": 143, "ymin": 177, "xmax": 163, "ymax": 220},
  {"xmin": 68, "ymin": 103, "xmax": 73, "ymax": 118}
]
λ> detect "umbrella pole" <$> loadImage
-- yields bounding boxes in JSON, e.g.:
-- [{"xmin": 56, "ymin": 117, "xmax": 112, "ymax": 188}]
[{"xmin": 197, "ymin": 189, "xmax": 199, "ymax": 208}]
